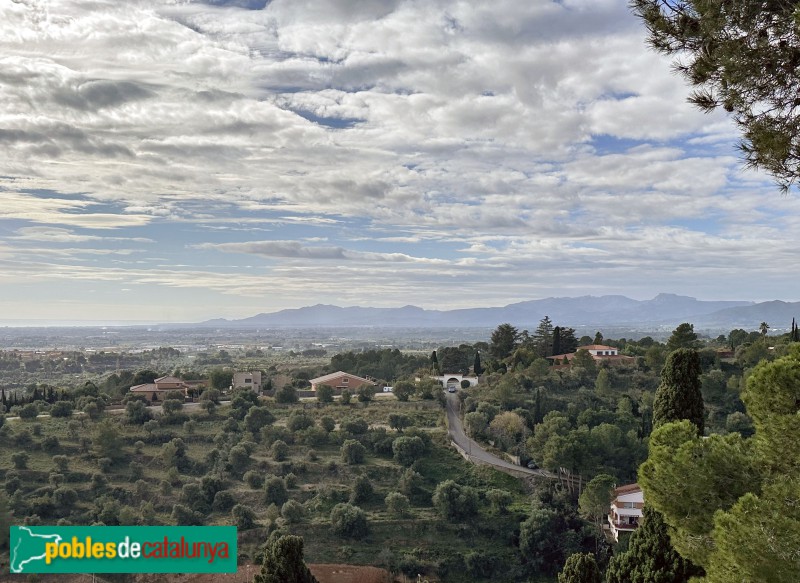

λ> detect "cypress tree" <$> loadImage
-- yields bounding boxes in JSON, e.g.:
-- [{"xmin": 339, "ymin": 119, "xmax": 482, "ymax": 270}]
[
  {"xmin": 431, "ymin": 350, "xmax": 439, "ymax": 374},
  {"xmin": 652, "ymin": 349, "xmax": 704, "ymax": 436},
  {"xmin": 552, "ymin": 326, "xmax": 562, "ymax": 356},
  {"xmin": 605, "ymin": 507, "xmax": 700, "ymax": 583},
  {"xmin": 559, "ymin": 552, "xmax": 601, "ymax": 583},
  {"xmin": 473, "ymin": 351, "xmax": 484, "ymax": 376}
]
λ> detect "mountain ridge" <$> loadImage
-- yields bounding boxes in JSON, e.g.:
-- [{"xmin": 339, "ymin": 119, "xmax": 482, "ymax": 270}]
[{"xmin": 186, "ymin": 294, "xmax": 800, "ymax": 330}]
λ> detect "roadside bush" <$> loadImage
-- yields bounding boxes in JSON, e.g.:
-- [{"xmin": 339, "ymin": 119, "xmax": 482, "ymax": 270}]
[
  {"xmin": 357, "ymin": 384, "xmax": 376, "ymax": 403},
  {"xmin": 19, "ymin": 404, "xmax": 38, "ymax": 420},
  {"xmin": 330, "ymin": 503, "xmax": 368, "ymax": 539},
  {"xmin": 50, "ymin": 401, "xmax": 74, "ymax": 418}
]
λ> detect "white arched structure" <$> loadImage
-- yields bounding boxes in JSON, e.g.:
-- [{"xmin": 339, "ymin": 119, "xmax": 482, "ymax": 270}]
[{"xmin": 430, "ymin": 374, "xmax": 479, "ymax": 388}]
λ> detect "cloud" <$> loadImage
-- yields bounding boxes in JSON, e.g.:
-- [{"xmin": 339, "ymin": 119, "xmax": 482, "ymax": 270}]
[{"xmin": 195, "ymin": 240, "xmax": 450, "ymax": 264}]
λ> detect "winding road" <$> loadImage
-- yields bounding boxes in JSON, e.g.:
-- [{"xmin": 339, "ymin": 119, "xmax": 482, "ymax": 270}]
[{"xmin": 445, "ymin": 391, "xmax": 556, "ymax": 481}]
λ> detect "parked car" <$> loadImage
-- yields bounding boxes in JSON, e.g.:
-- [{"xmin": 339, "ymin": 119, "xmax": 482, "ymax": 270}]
[
  {"xmin": 447, "ymin": 386, "xmax": 456, "ymax": 393},
  {"xmin": 527, "ymin": 461, "xmax": 539, "ymax": 469}
]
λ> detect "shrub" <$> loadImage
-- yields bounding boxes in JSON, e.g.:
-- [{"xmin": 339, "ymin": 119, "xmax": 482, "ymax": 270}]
[
  {"xmin": 129, "ymin": 462, "xmax": 144, "ymax": 481},
  {"xmin": 243, "ymin": 470, "xmax": 263, "ymax": 489},
  {"xmin": 357, "ymin": 384, "xmax": 376, "ymax": 403},
  {"xmin": 349, "ymin": 475, "xmax": 373, "ymax": 505},
  {"xmin": 316, "ymin": 384, "xmax": 334, "ymax": 403},
  {"xmin": 284, "ymin": 473, "xmax": 298, "ymax": 489},
  {"xmin": 264, "ymin": 476, "xmax": 288, "ymax": 506},
  {"xmin": 341, "ymin": 417, "xmax": 368, "ymax": 435},
  {"xmin": 432, "ymin": 480, "xmax": 479, "ymax": 520},
  {"xmin": 392, "ymin": 436, "xmax": 425, "ymax": 466},
  {"xmin": 19, "ymin": 404, "xmax": 38, "ymax": 420},
  {"xmin": 392, "ymin": 381, "xmax": 415, "ymax": 402},
  {"xmin": 271, "ymin": 440, "xmax": 289, "ymax": 461},
  {"xmin": 275, "ymin": 385, "xmax": 298, "ymax": 404},
  {"xmin": 228, "ymin": 445, "xmax": 251, "ymax": 476},
  {"xmin": 286, "ymin": 412, "xmax": 314, "ymax": 432},
  {"xmin": 41, "ymin": 435, "xmax": 59, "ymax": 451},
  {"xmin": 171, "ymin": 503, "xmax": 203, "ymax": 526},
  {"xmin": 231, "ymin": 504, "xmax": 256, "ymax": 529},
  {"xmin": 319, "ymin": 416, "xmax": 336, "ymax": 433},
  {"xmin": 486, "ymin": 489, "xmax": 513, "ymax": 514},
  {"xmin": 52, "ymin": 455, "xmax": 69, "ymax": 472},
  {"xmin": 50, "ymin": 401, "xmax": 74, "ymax": 418},
  {"xmin": 385, "ymin": 492, "xmax": 411, "ymax": 517},
  {"xmin": 340, "ymin": 389, "xmax": 351, "ymax": 405},
  {"xmin": 212, "ymin": 490, "xmax": 236, "ymax": 512},
  {"xmin": 388, "ymin": 413, "xmax": 411, "ymax": 432},
  {"xmin": 134, "ymin": 441, "xmax": 145, "ymax": 454},
  {"xmin": 125, "ymin": 400, "xmax": 152, "ymax": 425},
  {"xmin": 330, "ymin": 503, "xmax": 368, "ymax": 539},
  {"xmin": 281, "ymin": 499, "xmax": 306, "ymax": 523},
  {"xmin": 341, "ymin": 439, "xmax": 366, "ymax": 465},
  {"xmin": 98, "ymin": 458, "xmax": 113, "ymax": 473},
  {"xmin": 11, "ymin": 452, "xmax": 29, "ymax": 469},
  {"xmin": 244, "ymin": 406, "xmax": 274, "ymax": 434}
]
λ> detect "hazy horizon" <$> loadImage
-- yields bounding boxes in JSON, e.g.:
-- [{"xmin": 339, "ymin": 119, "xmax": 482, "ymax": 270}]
[{"xmin": 2, "ymin": 1, "xmax": 797, "ymax": 323}]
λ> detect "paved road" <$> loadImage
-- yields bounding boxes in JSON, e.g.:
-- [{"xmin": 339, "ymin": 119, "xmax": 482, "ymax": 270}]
[{"xmin": 445, "ymin": 391, "xmax": 556, "ymax": 480}]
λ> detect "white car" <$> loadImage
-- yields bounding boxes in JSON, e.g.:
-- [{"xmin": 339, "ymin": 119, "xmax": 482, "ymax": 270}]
[{"xmin": 447, "ymin": 386, "xmax": 456, "ymax": 393}]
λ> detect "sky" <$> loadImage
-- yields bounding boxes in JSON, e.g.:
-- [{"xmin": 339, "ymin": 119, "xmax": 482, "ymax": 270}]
[{"xmin": 1, "ymin": 0, "xmax": 798, "ymax": 325}]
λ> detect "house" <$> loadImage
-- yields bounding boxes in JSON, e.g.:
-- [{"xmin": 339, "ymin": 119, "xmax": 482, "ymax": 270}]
[
  {"xmin": 429, "ymin": 374, "xmax": 479, "ymax": 389},
  {"xmin": 608, "ymin": 483, "xmax": 644, "ymax": 541},
  {"xmin": 129, "ymin": 375, "xmax": 190, "ymax": 402},
  {"xmin": 232, "ymin": 371, "xmax": 262, "ymax": 391},
  {"xmin": 309, "ymin": 371, "xmax": 376, "ymax": 391},
  {"xmin": 547, "ymin": 344, "xmax": 636, "ymax": 367}
]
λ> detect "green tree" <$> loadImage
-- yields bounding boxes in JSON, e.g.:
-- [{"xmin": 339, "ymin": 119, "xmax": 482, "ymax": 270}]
[
  {"xmin": 254, "ymin": 534, "xmax": 319, "ymax": 583},
  {"xmin": 595, "ymin": 368, "xmax": 611, "ymax": 397},
  {"xmin": 605, "ymin": 506, "xmax": 700, "ymax": 583},
  {"xmin": 392, "ymin": 381, "xmax": 414, "ymax": 402},
  {"xmin": 630, "ymin": 0, "xmax": 800, "ymax": 191},
  {"xmin": 340, "ymin": 439, "xmax": 366, "ymax": 465},
  {"xmin": 666, "ymin": 323, "xmax": 699, "ymax": 352},
  {"xmin": 329, "ymin": 503, "xmax": 368, "ymax": 539},
  {"xmin": 94, "ymin": 420, "xmax": 125, "ymax": 461},
  {"xmin": 384, "ymin": 492, "xmax": 410, "ymax": 517},
  {"xmin": 264, "ymin": 476, "xmax": 288, "ymax": 507},
  {"xmin": 759, "ymin": 321, "xmax": 770, "ymax": 338},
  {"xmin": 652, "ymin": 348, "xmax": 704, "ymax": 435},
  {"xmin": 473, "ymin": 351, "xmax": 484, "ymax": 375},
  {"xmin": 245, "ymin": 406, "xmax": 275, "ymax": 433},
  {"xmin": 519, "ymin": 506, "xmax": 571, "ymax": 575},
  {"xmin": 639, "ymin": 346, "xmax": 800, "ymax": 582},
  {"xmin": 578, "ymin": 474, "xmax": 615, "ymax": 533},
  {"xmin": 315, "ymin": 384, "xmax": 334, "ymax": 403},
  {"xmin": 431, "ymin": 350, "xmax": 440, "ymax": 374},
  {"xmin": 490, "ymin": 323, "xmax": 520, "ymax": 361},
  {"xmin": 231, "ymin": 504, "xmax": 257, "ymax": 529},
  {"xmin": 432, "ymin": 480, "xmax": 479, "ymax": 521},
  {"xmin": 275, "ymin": 385, "xmax": 298, "ymax": 404},
  {"xmin": 533, "ymin": 316, "xmax": 555, "ymax": 357},
  {"xmin": 388, "ymin": 413, "xmax": 410, "ymax": 432},
  {"xmin": 559, "ymin": 553, "xmax": 601, "ymax": 583},
  {"xmin": 356, "ymin": 383, "xmax": 376, "ymax": 403},
  {"xmin": 349, "ymin": 475, "xmax": 373, "ymax": 505},
  {"xmin": 392, "ymin": 435, "xmax": 425, "ymax": 466},
  {"xmin": 209, "ymin": 368, "xmax": 233, "ymax": 390},
  {"xmin": 485, "ymin": 488, "xmax": 512, "ymax": 514}
]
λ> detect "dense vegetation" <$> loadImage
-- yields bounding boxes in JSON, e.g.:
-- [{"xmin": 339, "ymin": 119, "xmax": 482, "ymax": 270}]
[{"xmin": 0, "ymin": 317, "xmax": 794, "ymax": 582}]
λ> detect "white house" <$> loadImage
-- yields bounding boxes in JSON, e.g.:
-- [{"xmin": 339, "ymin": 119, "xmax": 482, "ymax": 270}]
[
  {"xmin": 608, "ymin": 483, "xmax": 644, "ymax": 541},
  {"xmin": 232, "ymin": 371, "xmax": 262, "ymax": 390}
]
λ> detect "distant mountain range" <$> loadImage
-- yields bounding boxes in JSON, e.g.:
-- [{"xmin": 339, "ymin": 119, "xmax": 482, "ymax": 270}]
[{"xmin": 193, "ymin": 294, "xmax": 800, "ymax": 331}]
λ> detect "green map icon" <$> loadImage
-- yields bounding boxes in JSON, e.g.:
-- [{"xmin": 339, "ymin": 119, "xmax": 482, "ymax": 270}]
[{"xmin": 10, "ymin": 527, "xmax": 63, "ymax": 573}]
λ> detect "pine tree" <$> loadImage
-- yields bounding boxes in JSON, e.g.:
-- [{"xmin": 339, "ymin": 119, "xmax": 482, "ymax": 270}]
[
  {"xmin": 534, "ymin": 316, "xmax": 555, "ymax": 357},
  {"xmin": 559, "ymin": 552, "xmax": 601, "ymax": 583},
  {"xmin": 652, "ymin": 348, "xmax": 704, "ymax": 435},
  {"xmin": 254, "ymin": 534, "xmax": 318, "ymax": 583}
]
